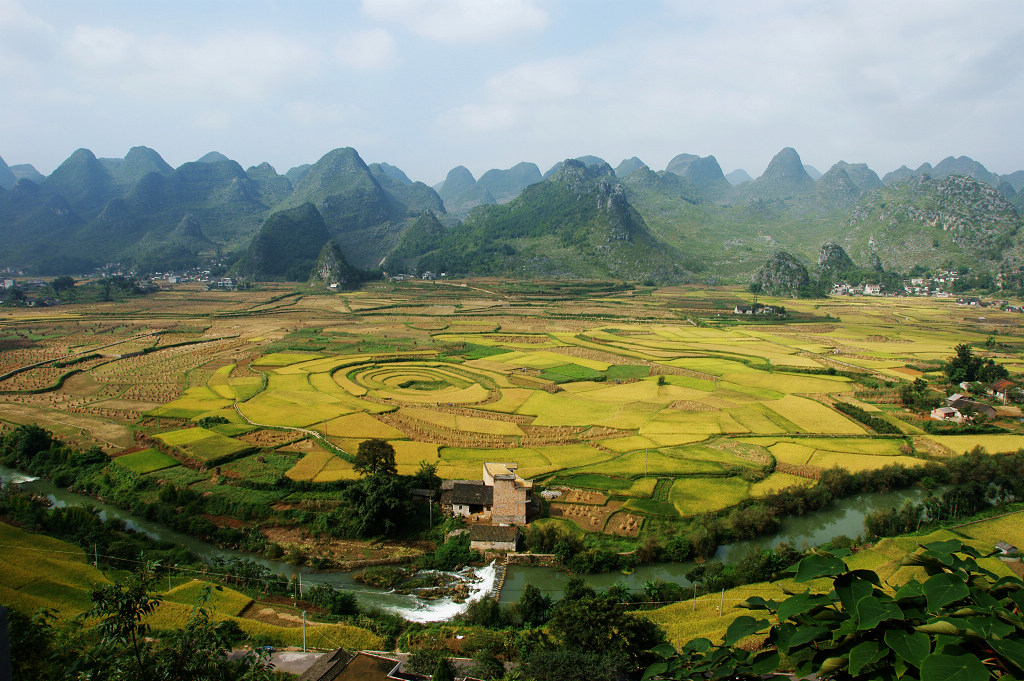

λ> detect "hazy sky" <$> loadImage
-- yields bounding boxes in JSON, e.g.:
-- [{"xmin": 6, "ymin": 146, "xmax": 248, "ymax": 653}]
[{"xmin": 2, "ymin": 0, "xmax": 1022, "ymax": 184}]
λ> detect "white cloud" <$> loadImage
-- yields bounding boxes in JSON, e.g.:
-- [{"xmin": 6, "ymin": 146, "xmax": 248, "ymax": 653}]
[
  {"xmin": 287, "ymin": 101, "xmax": 361, "ymax": 126},
  {"xmin": 67, "ymin": 25, "xmax": 134, "ymax": 66},
  {"xmin": 441, "ymin": 102, "xmax": 519, "ymax": 132},
  {"xmin": 192, "ymin": 109, "xmax": 231, "ymax": 130},
  {"xmin": 0, "ymin": 0, "xmax": 57, "ymax": 74},
  {"xmin": 334, "ymin": 28, "xmax": 398, "ymax": 70},
  {"xmin": 362, "ymin": 0, "xmax": 548, "ymax": 43},
  {"xmin": 64, "ymin": 27, "xmax": 317, "ymax": 103},
  {"xmin": 437, "ymin": 57, "xmax": 586, "ymax": 145},
  {"xmin": 486, "ymin": 60, "xmax": 581, "ymax": 101}
]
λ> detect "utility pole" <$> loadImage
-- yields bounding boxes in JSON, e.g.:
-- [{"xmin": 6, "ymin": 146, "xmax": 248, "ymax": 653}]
[
  {"xmin": 719, "ymin": 588, "xmax": 725, "ymax": 617},
  {"xmin": 94, "ymin": 544, "xmax": 98, "ymax": 568},
  {"xmin": 302, "ymin": 611, "xmax": 306, "ymax": 652}
]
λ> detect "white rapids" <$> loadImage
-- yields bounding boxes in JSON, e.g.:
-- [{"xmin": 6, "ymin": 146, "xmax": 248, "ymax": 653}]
[{"xmin": 381, "ymin": 561, "xmax": 499, "ymax": 623}]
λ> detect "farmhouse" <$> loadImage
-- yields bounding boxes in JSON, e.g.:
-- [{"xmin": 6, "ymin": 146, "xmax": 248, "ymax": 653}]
[
  {"xmin": 990, "ymin": 378, "xmax": 1016, "ymax": 404},
  {"xmin": 945, "ymin": 396, "xmax": 998, "ymax": 420},
  {"xmin": 995, "ymin": 541, "xmax": 1018, "ymax": 557},
  {"xmin": 930, "ymin": 406, "xmax": 961, "ymax": 421},
  {"xmin": 470, "ymin": 524, "xmax": 520, "ymax": 551},
  {"xmin": 441, "ymin": 462, "xmax": 534, "ymax": 525}
]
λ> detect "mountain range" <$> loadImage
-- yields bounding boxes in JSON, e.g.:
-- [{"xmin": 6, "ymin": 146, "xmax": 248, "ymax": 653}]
[{"xmin": 1, "ymin": 145, "xmax": 1022, "ymax": 284}]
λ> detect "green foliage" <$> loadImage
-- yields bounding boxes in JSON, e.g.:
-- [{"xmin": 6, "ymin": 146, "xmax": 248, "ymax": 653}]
[
  {"xmin": 899, "ymin": 378, "xmax": 942, "ymax": 412},
  {"xmin": 516, "ymin": 583, "xmax": 551, "ymax": 627},
  {"xmin": 196, "ymin": 416, "xmax": 229, "ymax": 429},
  {"xmin": 644, "ymin": 541, "xmax": 1024, "ymax": 681},
  {"xmin": 832, "ymin": 401, "xmax": 901, "ymax": 434},
  {"xmin": 944, "ymin": 344, "xmax": 1008, "ymax": 385},
  {"xmin": 353, "ymin": 438, "xmax": 397, "ymax": 476},
  {"xmin": 546, "ymin": 584, "xmax": 665, "ymax": 677},
  {"xmin": 233, "ymin": 202, "xmax": 329, "ymax": 281},
  {"xmin": 304, "ymin": 583, "xmax": 359, "ymax": 616},
  {"xmin": 425, "ymin": 533, "xmax": 478, "ymax": 571}
]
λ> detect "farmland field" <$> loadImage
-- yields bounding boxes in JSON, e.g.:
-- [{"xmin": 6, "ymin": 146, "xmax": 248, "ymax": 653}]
[
  {"xmin": 0, "ymin": 279, "xmax": 1021, "ymax": 543},
  {"xmin": 0, "ymin": 521, "xmax": 382, "ymax": 651},
  {"xmin": 115, "ymin": 448, "xmax": 180, "ymax": 474}
]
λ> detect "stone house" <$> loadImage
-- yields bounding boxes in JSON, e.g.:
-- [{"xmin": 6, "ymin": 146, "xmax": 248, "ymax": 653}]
[
  {"xmin": 441, "ymin": 462, "xmax": 534, "ymax": 525},
  {"xmin": 470, "ymin": 524, "xmax": 520, "ymax": 552}
]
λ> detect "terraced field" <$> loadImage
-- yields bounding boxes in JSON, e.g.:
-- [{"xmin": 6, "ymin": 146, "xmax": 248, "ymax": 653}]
[{"xmin": 2, "ymin": 281, "xmax": 1021, "ymax": 538}]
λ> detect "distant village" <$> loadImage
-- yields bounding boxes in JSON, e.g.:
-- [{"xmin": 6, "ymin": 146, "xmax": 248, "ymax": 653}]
[{"xmin": 826, "ymin": 268, "xmax": 1022, "ymax": 311}]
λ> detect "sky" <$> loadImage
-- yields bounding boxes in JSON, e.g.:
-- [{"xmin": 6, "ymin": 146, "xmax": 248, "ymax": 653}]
[{"xmin": 2, "ymin": 0, "xmax": 1023, "ymax": 185}]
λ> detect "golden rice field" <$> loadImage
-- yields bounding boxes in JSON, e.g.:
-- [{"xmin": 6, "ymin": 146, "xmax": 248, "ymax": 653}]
[
  {"xmin": 953, "ymin": 511, "xmax": 1024, "ymax": 550},
  {"xmin": 2, "ymin": 282, "xmax": 1021, "ymax": 537}
]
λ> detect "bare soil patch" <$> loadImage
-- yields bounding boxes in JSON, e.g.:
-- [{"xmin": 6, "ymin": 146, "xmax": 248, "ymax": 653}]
[
  {"xmin": 605, "ymin": 510, "xmax": 643, "ymax": 537},
  {"xmin": 261, "ymin": 526, "xmax": 425, "ymax": 564},
  {"xmin": 240, "ymin": 429, "xmax": 304, "ymax": 448},
  {"xmin": 554, "ymin": 488, "xmax": 608, "ymax": 505},
  {"xmin": 549, "ymin": 499, "xmax": 623, "ymax": 533}
]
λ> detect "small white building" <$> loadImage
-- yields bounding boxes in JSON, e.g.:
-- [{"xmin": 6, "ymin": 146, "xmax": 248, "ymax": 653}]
[{"xmin": 931, "ymin": 406, "xmax": 961, "ymax": 422}]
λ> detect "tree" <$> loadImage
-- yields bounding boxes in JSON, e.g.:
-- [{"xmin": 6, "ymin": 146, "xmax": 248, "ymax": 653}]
[
  {"xmin": 343, "ymin": 472, "xmax": 412, "ymax": 537},
  {"xmin": 84, "ymin": 563, "xmax": 163, "ymax": 679},
  {"xmin": 469, "ymin": 648, "xmax": 506, "ymax": 681},
  {"xmin": 549, "ymin": 587, "xmax": 663, "ymax": 673},
  {"xmin": 944, "ymin": 343, "xmax": 984, "ymax": 384},
  {"xmin": 52, "ymin": 276, "xmax": 75, "ymax": 293},
  {"xmin": 517, "ymin": 583, "xmax": 551, "ymax": 626},
  {"xmin": 353, "ymin": 438, "xmax": 397, "ymax": 476},
  {"xmin": 432, "ymin": 657, "xmax": 456, "ymax": 681},
  {"xmin": 644, "ymin": 540, "xmax": 1024, "ymax": 681}
]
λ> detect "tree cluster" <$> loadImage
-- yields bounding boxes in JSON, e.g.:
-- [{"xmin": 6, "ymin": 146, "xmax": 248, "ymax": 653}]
[{"xmin": 944, "ymin": 343, "xmax": 1008, "ymax": 385}]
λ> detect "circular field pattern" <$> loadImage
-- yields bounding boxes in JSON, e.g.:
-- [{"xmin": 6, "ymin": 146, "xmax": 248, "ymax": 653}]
[{"xmin": 338, "ymin": 362, "xmax": 499, "ymax": 405}]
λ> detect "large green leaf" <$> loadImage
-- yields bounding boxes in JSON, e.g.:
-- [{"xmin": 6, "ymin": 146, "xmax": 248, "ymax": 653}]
[
  {"xmin": 750, "ymin": 650, "xmax": 781, "ymax": 675},
  {"xmin": 855, "ymin": 595, "xmax": 904, "ymax": 630},
  {"xmin": 739, "ymin": 596, "xmax": 777, "ymax": 611},
  {"xmin": 819, "ymin": 656, "xmax": 848, "ymax": 675},
  {"xmin": 777, "ymin": 592, "xmax": 832, "ymax": 622},
  {"xmin": 651, "ymin": 643, "xmax": 678, "ymax": 658},
  {"xmin": 915, "ymin": 620, "xmax": 962, "ymax": 636},
  {"xmin": 774, "ymin": 623, "xmax": 829, "ymax": 652},
  {"xmin": 834, "ymin": 572, "xmax": 875, "ymax": 612},
  {"xmin": 920, "ymin": 653, "xmax": 990, "ymax": 681},
  {"xmin": 894, "ymin": 580, "xmax": 924, "ymax": 601},
  {"xmin": 849, "ymin": 640, "xmax": 885, "ymax": 676},
  {"xmin": 990, "ymin": 638, "xmax": 1024, "ymax": 674},
  {"xmin": 884, "ymin": 629, "xmax": 930, "ymax": 667},
  {"xmin": 794, "ymin": 554, "xmax": 847, "ymax": 582},
  {"xmin": 724, "ymin": 616, "xmax": 769, "ymax": 645},
  {"xmin": 923, "ymin": 573, "xmax": 970, "ymax": 612}
]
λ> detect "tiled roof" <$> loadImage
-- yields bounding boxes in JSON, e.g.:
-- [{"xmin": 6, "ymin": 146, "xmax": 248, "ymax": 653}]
[
  {"xmin": 451, "ymin": 482, "xmax": 492, "ymax": 506},
  {"xmin": 470, "ymin": 525, "xmax": 519, "ymax": 542}
]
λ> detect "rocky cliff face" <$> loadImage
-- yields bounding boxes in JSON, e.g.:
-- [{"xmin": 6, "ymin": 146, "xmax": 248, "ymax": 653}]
[
  {"xmin": 754, "ymin": 250, "xmax": 811, "ymax": 296},
  {"xmin": 847, "ymin": 175, "xmax": 1022, "ymax": 264},
  {"xmin": 818, "ymin": 241, "xmax": 855, "ymax": 272},
  {"xmin": 310, "ymin": 240, "xmax": 359, "ymax": 288}
]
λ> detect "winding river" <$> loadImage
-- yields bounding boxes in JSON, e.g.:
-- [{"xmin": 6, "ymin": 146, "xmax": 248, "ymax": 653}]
[{"xmin": 0, "ymin": 465, "xmax": 930, "ymax": 616}]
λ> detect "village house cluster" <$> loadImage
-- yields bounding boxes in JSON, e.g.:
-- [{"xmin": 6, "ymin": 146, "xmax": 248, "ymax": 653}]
[
  {"xmin": 440, "ymin": 462, "xmax": 538, "ymax": 551},
  {"xmin": 930, "ymin": 379, "xmax": 1021, "ymax": 422}
]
